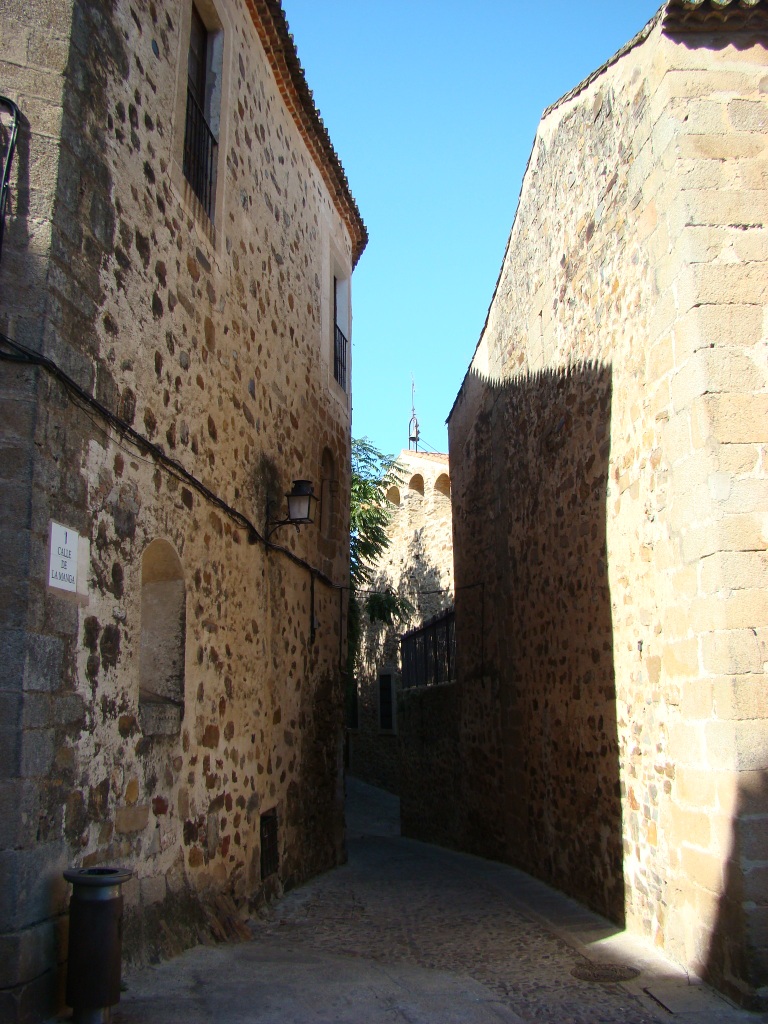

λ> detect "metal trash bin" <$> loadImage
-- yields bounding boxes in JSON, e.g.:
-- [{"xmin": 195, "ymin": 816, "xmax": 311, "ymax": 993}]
[{"xmin": 63, "ymin": 867, "xmax": 133, "ymax": 1024}]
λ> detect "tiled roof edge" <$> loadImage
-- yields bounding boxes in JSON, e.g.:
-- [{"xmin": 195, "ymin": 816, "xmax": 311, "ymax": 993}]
[
  {"xmin": 245, "ymin": 0, "xmax": 368, "ymax": 268},
  {"xmin": 664, "ymin": 0, "xmax": 768, "ymax": 31},
  {"xmin": 543, "ymin": 1, "xmax": 767, "ymax": 122},
  {"xmin": 675, "ymin": 0, "xmax": 762, "ymax": 6},
  {"xmin": 542, "ymin": 7, "xmax": 664, "ymax": 121}
]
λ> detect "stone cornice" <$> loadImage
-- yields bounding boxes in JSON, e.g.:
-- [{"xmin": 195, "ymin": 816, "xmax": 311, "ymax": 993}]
[{"xmin": 243, "ymin": 0, "xmax": 368, "ymax": 268}]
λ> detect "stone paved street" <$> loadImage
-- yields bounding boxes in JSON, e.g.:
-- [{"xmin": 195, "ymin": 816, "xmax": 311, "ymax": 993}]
[{"xmin": 97, "ymin": 778, "xmax": 766, "ymax": 1024}]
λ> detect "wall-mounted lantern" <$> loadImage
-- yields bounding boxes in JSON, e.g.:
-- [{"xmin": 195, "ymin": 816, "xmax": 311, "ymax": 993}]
[{"xmin": 267, "ymin": 480, "xmax": 318, "ymax": 539}]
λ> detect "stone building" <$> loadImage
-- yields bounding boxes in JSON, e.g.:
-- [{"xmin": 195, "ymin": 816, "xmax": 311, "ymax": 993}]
[
  {"xmin": 402, "ymin": 0, "xmax": 768, "ymax": 1009},
  {"xmin": 0, "ymin": 0, "xmax": 365, "ymax": 1020},
  {"xmin": 348, "ymin": 449, "xmax": 454, "ymax": 793}
]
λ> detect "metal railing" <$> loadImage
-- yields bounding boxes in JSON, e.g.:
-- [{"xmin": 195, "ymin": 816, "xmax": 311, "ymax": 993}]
[
  {"xmin": 183, "ymin": 85, "xmax": 217, "ymax": 219},
  {"xmin": 401, "ymin": 608, "xmax": 456, "ymax": 689},
  {"xmin": 334, "ymin": 323, "xmax": 348, "ymax": 391}
]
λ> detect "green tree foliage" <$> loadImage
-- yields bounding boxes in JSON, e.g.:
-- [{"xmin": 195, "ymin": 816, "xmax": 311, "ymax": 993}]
[{"xmin": 347, "ymin": 438, "xmax": 412, "ymax": 681}]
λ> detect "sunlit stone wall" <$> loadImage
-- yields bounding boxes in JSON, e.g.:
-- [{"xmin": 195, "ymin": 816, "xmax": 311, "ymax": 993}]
[{"xmin": 446, "ymin": 10, "xmax": 768, "ymax": 1008}]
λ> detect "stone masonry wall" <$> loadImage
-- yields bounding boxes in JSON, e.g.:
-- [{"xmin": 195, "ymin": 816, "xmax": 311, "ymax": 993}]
[
  {"xmin": 1, "ymin": 3, "xmax": 81, "ymax": 1020},
  {"xmin": 398, "ymin": 681, "xmax": 461, "ymax": 847},
  {"xmin": 447, "ymin": 12, "xmax": 768, "ymax": 1008},
  {"xmin": 349, "ymin": 450, "xmax": 454, "ymax": 793},
  {"xmin": 0, "ymin": 1, "xmax": 358, "ymax": 1020},
  {"xmin": 645, "ymin": 24, "xmax": 768, "ymax": 1004}
]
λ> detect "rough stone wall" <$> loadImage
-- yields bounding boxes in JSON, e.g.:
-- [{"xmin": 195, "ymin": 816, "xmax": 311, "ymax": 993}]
[
  {"xmin": 643, "ymin": 25, "xmax": 768, "ymax": 1004},
  {"xmin": 348, "ymin": 450, "xmax": 454, "ymax": 793},
  {"xmin": 446, "ymin": 13, "xmax": 768, "ymax": 1008},
  {"xmin": 398, "ymin": 681, "xmax": 461, "ymax": 847},
  {"xmin": 0, "ymin": 1, "xmax": 358, "ymax": 1020},
  {"xmin": 0, "ymin": 4, "xmax": 80, "ymax": 1021}
]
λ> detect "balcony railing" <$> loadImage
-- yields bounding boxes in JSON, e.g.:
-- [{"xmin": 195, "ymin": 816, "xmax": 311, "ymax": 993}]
[
  {"xmin": 334, "ymin": 323, "xmax": 348, "ymax": 391},
  {"xmin": 183, "ymin": 85, "xmax": 217, "ymax": 219},
  {"xmin": 401, "ymin": 608, "xmax": 456, "ymax": 689}
]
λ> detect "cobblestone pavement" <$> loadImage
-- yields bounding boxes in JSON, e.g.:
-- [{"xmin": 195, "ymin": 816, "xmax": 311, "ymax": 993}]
[
  {"xmin": 255, "ymin": 778, "xmax": 763, "ymax": 1024},
  {"xmin": 260, "ymin": 837, "xmax": 659, "ymax": 1024},
  {"xmin": 95, "ymin": 777, "xmax": 766, "ymax": 1024}
]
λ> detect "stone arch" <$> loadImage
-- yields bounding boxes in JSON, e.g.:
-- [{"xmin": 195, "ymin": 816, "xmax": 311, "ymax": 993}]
[
  {"xmin": 139, "ymin": 539, "xmax": 186, "ymax": 736},
  {"xmin": 320, "ymin": 447, "xmax": 338, "ymax": 539},
  {"xmin": 408, "ymin": 474, "xmax": 424, "ymax": 496},
  {"xmin": 434, "ymin": 473, "xmax": 451, "ymax": 499},
  {"xmin": 386, "ymin": 485, "xmax": 401, "ymax": 506}
]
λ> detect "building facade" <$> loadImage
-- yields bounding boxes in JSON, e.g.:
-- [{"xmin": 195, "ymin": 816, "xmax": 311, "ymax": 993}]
[
  {"xmin": 0, "ymin": 1, "xmax": 366, "ymax": 1020},
  {"xmin": 348, "ymin": 449, "xmax": 454, "ymax": 793},
  {"xmin": 404, "ymin": 0, "xmax": 768, "ymax": 1008}
]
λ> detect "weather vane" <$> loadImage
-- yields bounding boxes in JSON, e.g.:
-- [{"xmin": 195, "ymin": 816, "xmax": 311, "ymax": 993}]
[{"xmin": 408, "ymin": 376, "xmax": 419, "ymax": 451}]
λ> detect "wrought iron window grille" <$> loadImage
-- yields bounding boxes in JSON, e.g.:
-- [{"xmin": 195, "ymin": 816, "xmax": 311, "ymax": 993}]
[
  {"xmin": 334, "ymin": 323, "xmax": 348, "ymax": 391},
  {"xmin": 183, "ymin": 84, "xmax": 217, "ymax": 220}
]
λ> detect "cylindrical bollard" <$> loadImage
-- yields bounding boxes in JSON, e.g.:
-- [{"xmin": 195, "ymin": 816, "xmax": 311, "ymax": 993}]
[{"xmin": 63, "ymin": 867, "xmax": 133, "ymax": 1024}]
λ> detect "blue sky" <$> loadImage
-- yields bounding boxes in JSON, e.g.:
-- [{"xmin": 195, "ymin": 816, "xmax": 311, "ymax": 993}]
[{"xmin": 284, "ymin": 1, "xmax": 663, "ymax": 457}]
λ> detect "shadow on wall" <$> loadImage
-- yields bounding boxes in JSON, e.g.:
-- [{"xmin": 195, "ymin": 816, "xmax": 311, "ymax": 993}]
[
  {"xmin": 706, "ymin": 769, "xmax": 768, "ymax": 1009},
  {"xmin": 398, "ymin": 527, "xmax": 450, "ymax": 623},
  {"xmin": 361, "ymin": 525, "xmax": 450, "ymax": 675},
  {"xmin": 451, "ymin": 361, "xmax": 624, "ymax": 925}
]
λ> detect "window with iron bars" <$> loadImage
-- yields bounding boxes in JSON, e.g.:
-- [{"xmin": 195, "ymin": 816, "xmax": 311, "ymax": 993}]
[
  {"xmin": 333, "ymin": 276, "xmax": 348, "ymax": 391},
  {"xmin": 183, "ymin": 5, "xmax": 219, "ymax": 219},
  {"xmin": 401, "ymin": 608, "xmax": 456, "ymax": 689},
  {"xmin": 334, "ymin": 323, "xmax": 348, "ymax": 391}
]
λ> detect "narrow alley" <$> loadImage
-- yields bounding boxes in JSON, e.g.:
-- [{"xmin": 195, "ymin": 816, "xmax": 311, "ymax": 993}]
[{"xmin": 97, "ymin": 779, "xmax": 763, "ymax": 1024}]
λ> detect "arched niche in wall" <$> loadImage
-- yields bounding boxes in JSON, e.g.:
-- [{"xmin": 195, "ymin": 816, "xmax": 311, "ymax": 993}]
[
  {"xmin": 434, "ymin": 473, "xmax": 451, "ymax": 499},
  {"xmin": 386, "ymin": 485, "xmax": 401, "ymax": 506},
  {"xmin": 320, "ymin": 447, "xmax": 338, "ymax": 540},
  {"xmin": 408, "ymin": 474, "xmax": 424, "ymax": 497},
  {"xmin": 139, "ymin": 539, "xmax": 186, "ymax": 737}
]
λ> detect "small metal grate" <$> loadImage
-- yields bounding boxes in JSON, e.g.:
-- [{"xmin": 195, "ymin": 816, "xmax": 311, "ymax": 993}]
[
  {"xmin": 571, "ymin": 962, "xmax": 640, "ymax": 983},
  {"xmin": 260, "ymin": 808, "xmax": 279, "ymax": 880}
]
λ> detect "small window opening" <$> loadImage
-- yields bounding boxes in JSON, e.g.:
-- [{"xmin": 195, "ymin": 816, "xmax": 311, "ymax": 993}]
[
  {"xmin": 260, "ymin": 808, "xmax": 279, "ymax": 879},
  {"xmin": 333, "ymin": 276, "xmax": 349, "ymax": 391},
  {"xmin": 386, "ymin": 485, "xmax": 401, "ymax": 506},
  {"xmin": 346, "ymin": 681, "xmax": 359, "ymax": 730},
  {"xmin": 183, "ymin": 4, "xmax": 222, "ymax": 219}
]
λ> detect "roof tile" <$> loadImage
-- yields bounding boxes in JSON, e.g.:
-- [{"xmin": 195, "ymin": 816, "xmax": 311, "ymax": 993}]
[
  {"xmin": 244, "ymin": 0, "xmax": 368, "ymax": 267},
  {"xmin": 664, "ymin": 0, "xmax": 768, "ymax": 30}
]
